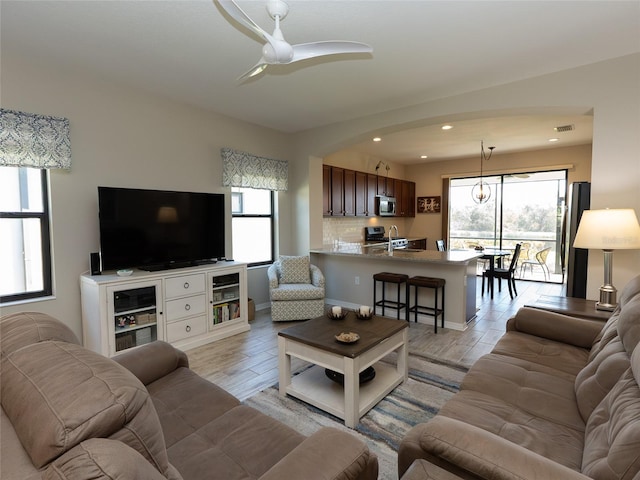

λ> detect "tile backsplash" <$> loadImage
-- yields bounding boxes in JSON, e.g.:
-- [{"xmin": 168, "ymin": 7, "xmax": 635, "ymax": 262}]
[{"xmin": 322, "ymin": 217, "xmax": 408, "ymax": 245}]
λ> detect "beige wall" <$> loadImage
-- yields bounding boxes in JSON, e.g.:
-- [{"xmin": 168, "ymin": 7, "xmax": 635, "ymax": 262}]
[
  {"xmin": 295, "ymin": 54, "xmax": 640, "ymax": 299},
  {"xmin": 0, "ymin": 51, "xmax": 293, "ymax": 337}
]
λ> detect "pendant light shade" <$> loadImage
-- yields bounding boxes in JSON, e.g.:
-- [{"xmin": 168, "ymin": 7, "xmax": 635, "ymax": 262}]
[{"xmin": 472, "ymin": 141, "xmax": 495, "ymax": 204}]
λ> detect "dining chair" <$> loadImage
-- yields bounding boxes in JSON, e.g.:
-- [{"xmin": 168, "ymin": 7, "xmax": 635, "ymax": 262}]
[
  {"xmin": 436, "ymin": 239, "xmax": 446, "ymax": 251},
  {"xmin": 520, "ymin": 246, "xmax": 551, "ymax": 281},
  {"xmin": 482, "ymin": 243, "xmax": 522, "ymax": 299}
]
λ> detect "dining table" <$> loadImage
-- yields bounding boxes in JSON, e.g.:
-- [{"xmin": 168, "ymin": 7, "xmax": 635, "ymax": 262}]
[{"xmin": 479, "ymin": 248, "xmax": 513, "ymax": 299}]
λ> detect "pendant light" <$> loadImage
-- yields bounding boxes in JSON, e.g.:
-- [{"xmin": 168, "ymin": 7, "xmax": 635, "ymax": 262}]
[{"xmin": 472, "ymin": 140, "xmax": 495, "ymax": 204}]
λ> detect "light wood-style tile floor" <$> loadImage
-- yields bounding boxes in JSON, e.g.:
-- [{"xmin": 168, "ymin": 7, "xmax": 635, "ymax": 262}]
[{"xmin": 188, "ymin": 278, "xmax": 563, "ymax": 401}]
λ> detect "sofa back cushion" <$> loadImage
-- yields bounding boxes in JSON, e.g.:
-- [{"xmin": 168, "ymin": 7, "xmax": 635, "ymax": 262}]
[
  {"xmin": 0, "ymin": 311, "xmax": 79, "ymax": 355},
  {"xmin": 582, "ymin": 346, "xmax": 640, "ymax": 479},
  {"xmin": 1, "ymin": 340, "xmax": 172, "ymax": 475},
  {"xmin": 575, "ymin": 278, "xmax": 640, "ymax": 422}
]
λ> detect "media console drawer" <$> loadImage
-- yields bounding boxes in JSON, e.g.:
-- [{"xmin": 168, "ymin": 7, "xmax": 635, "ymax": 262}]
[
  {"xmin": 165, "ymin": 274, "xmax": 206, "ymax": 299},
  {"xmin": 166, "ymin": 316, "xmax": 207, "ymax": 342},
  {"xmin": 165, "ymin": 294, "xmax": 207, "ymax": 321}
]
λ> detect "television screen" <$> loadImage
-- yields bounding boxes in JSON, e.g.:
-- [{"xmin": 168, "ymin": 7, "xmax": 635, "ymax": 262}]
[{"xmin": 98, "ymin": 187, "xmax": 225, "ymax": 271}]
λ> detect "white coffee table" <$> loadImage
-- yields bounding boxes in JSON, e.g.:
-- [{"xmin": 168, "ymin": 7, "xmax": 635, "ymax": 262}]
[{"xmin": 278, "ymin": 312, "xmax": 408, "ymax": 428}]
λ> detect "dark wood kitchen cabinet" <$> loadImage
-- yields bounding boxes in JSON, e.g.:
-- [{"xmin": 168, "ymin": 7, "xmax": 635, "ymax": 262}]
[
  {"xmin": 377, "ymin": 176, "xmax": 395, "ymax": 197},
  {"xmin": 323, "ymin": 165, "xmax": 355, "ymax": 216},
  {"xmin": 322, "ymin": 165, "xmax": 332, "ymax": 216},
  {"xmin": 323, "ymin": 165, "xmax": 415, "ymax": 217},
  {"xmin": 355, "ymin": 171, "xmax": 377, "ymax": 216},
  {"xmin": 343, "ymin": 168, "xmax": 356, "ymax": 216},
  {"xmin": 397, "ymin": 180, "xmax": 416, "ymax": 217}
]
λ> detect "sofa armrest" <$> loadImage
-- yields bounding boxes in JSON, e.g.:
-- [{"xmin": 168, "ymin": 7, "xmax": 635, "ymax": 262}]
[
  {"xmin": 113, "ymin": 341, "xmax": 189, "ymax": 386},
  {"xmin": 267, "ymin": 263, "xmax": 280, "ymax": 290},
  {"xmin": 506, "ymin": 307, "xmax": 604, "ymax": 348},
  {"xmin": 310, "ymin": 264, "xmax": 325, "ymax": 288},
  {"xmin": 259, "ymin": 427, "xmax": 378, "ymax": 480},
  {"xmin": 403, "ymin": 417, "xmax": 590, "ymax": 480}
]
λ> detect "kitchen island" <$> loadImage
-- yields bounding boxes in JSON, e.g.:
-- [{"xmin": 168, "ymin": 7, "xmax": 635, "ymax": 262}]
[{"xmin": 310, "ymin": 244, "xmax": 481, "ymax": 331}]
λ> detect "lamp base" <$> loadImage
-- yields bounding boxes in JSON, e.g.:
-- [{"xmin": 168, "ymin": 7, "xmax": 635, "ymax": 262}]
[{"xmin": 596, "ymin": 284, "xmax": 617, "ymax": 312}]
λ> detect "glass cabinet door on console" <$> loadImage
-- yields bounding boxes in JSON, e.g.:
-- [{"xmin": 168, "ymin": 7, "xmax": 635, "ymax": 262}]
[
  {"xmin": 209, "ymin": 271, "xmax": 243, "ymax": 328},
  {"xmin": 106, "ymin": 280, "xmax": 163, "ymax": 355}
]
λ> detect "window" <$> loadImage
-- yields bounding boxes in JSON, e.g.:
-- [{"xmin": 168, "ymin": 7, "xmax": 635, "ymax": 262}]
[
  {"xmin": 0, "ymin": 166, "xmax": 53, "ymax": 303},
  {"xmin": 231, "ymin": 187, "xmax": 274, "ymax": 266}
]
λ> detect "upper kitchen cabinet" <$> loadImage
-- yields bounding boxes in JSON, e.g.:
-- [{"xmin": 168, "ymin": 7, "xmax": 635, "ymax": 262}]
[
  {"xmin": 355, "ymin": 171, "xmax": 378, "ymax": 216},
  {"xmin": 323, "ymin": 165, "xmax": 415, "ymax": 217},
  {"xmin": 323, "ymin": 165, "xmax": 355, "ymax": 216},
  {"xmin": 397, "ymin": 180, "xmax": 416, "ymax": 217},
  {"xmin": 377, "ymin": 176, "xmax": 395, "ymax": 197}
]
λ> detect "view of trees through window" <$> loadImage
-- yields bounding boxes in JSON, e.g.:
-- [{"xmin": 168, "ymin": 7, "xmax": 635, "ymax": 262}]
[{"xmin": 449, "ymin": 170, "xmax": 566, "ymax": 282}]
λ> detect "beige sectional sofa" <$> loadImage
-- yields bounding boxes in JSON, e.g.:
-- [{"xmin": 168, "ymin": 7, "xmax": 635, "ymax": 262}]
[
  {"xmin": 1, "ymin": 311, "xmax": 378, "ymax": 480},
  {"xmin": 399, "ymin": 274, "xmax": 640, "ymax": 480}
]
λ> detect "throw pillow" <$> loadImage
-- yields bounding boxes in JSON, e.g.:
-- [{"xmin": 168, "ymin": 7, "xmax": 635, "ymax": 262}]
[{"xmin": 279, "ymin": 255, "xmax": 311, "ymax": 284}]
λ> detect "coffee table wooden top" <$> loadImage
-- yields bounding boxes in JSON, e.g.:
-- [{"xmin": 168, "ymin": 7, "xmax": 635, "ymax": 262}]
[{"xmin": 278, "ymin": 312, "xmax": 408, "ymax": 358}]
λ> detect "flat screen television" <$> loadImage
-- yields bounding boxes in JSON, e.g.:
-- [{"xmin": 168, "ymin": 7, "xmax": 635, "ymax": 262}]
[{"xmin": 98, "ymin": 186, "xmax": 225, "ymax": 272}]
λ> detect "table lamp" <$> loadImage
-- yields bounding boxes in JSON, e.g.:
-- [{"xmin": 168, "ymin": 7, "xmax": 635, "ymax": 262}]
[{"xmin": 573, "ymin": 208, "xmax": 640, "ymax": 311}]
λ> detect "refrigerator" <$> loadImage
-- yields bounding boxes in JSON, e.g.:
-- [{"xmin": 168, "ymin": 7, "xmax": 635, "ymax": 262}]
[{"xmin": 563, "ymin": 182, "xmax": 591, "ymax": 298}]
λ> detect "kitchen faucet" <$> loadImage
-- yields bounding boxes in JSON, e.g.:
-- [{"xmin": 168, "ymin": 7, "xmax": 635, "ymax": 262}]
[{"xmin": 388, "ymin": 225, "xmax": 399, "ymax": 252}]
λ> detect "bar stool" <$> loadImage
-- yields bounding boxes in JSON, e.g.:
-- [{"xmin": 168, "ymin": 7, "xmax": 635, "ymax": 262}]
[
  {"xmin": 408, "ymin": 276, "xmax": 445, "ymax": 333},
  {"xmin": 373, "ymin": 272, "xmax": 409, "ymax": 321}
]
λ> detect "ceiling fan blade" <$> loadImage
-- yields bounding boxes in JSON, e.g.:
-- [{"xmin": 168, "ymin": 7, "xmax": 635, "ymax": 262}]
[
  {"xmin": 237, "ymin": 61, "xmax": 268, "ymax": 82},
  {"xmin": 217, "ymin": 0, "xmax": 273, "ymax": 45},
  {"xmin": 290, "ymin": 41, "xmax": 373, "ymax": 63}
]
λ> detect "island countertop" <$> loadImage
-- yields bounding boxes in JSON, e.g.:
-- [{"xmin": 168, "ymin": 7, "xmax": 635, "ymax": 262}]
[{"xmin": 310, "ymin": 243, "xmax": 481, "ymax": 265}]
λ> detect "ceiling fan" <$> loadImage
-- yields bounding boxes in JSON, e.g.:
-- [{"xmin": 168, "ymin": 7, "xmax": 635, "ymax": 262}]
[{"xmin": 216, "ymin": 0, "xmax": 373, "ymax": 81}]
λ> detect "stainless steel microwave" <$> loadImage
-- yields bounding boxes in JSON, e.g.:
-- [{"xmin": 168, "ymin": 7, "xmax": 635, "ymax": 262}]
[{"xmin": 376, "ymin": 196, "xmax": 397, "ymax": 216}]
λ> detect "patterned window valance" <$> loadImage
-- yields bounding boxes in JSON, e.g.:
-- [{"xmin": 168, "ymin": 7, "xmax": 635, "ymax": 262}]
[
  {"xmin": 221, "ymin": 147, "xmax": 288, "ymax": 191},
  {"xmin": 0, "ymin": 108, "xmax": 71, "ymax": 169}
]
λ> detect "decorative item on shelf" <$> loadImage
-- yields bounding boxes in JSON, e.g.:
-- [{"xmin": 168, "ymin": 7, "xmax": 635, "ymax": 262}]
[
  {"xmin": 573, "ymin": 208, "xmax": 640, "ymax": 311},
  {"xmin": 327, "ymin": 305, "xmax": 348, "ymax": 320},
  {"xmin": 335, "ymin": 332, "xmax": 360, "ymax": 344},
  {"xmin": 325, "ymin": 366, "xmax": 376, "ymax": 385},
  {"xmin": 356, "ymin": 305, "xmax": 373, "ymax": 320},
  {"xmin": 472, "ymin": 140, "xmax": 495, "ymax": 204}
]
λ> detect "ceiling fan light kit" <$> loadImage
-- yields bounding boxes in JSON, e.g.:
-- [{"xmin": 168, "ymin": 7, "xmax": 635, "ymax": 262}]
[{"xmin": 216, "ymin": 0, "xmax": 373, "ymax": 81}]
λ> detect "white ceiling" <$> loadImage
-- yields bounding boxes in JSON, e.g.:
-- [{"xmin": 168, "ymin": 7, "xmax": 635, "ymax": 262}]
[{"xmin": 2, "ymin": 1, "xmax": 638, "ymax": 162}]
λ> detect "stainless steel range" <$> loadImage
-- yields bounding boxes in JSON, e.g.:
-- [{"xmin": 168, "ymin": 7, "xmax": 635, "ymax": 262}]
[{"xmin": 364, "ymin": 226, "xmax": 408, "ymax": 249}]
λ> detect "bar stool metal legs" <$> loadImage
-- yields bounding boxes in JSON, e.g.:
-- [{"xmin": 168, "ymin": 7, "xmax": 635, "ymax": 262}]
[
  {"xmin": 373, "ymin": 272, "xmax": 409, "ymax": 321},
  {"xmin": 408, "ymin": 276, "xmax": 445, "ymax": 333}
]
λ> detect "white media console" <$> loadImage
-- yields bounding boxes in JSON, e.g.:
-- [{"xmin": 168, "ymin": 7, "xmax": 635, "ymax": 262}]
[{"xmin": 80, "ymin": 261, "xmax": 249, "ymax": 357}]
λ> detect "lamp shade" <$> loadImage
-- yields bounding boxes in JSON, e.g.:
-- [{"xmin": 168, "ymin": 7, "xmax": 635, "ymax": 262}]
[{"xmin": 573, "ymin": 209, "xmax": 640, "ymax": 250}]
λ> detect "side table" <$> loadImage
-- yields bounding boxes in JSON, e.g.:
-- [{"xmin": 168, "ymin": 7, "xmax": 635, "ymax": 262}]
[{"xmin": 525, "ymin": 295, "xmax": 612, "ymax": 322}]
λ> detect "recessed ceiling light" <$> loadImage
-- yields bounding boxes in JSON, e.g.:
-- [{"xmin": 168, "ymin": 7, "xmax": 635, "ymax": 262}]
[
  {"xmin": 549, "ymin": 138, "xmax": 559, "ymax": 142},
  {"xmin": 373, "ymin": 137, "xmax": 381, "ymax": 142},
  {"xmin": 420, "ymin": 155, "xmax": 428, "ymax": 159},
  {"xmin": 441, "ymin": 125, "xmax": 453, "ymax": 130}
]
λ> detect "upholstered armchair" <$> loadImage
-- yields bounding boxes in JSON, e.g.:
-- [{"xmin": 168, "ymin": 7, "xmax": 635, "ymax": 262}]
[{"xmin": 267, "ymin": 255, "xmax": 325, "ymax": 321}]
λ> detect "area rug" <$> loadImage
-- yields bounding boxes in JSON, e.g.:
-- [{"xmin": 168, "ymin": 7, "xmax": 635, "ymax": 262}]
[{"xmin": 243, "ymin": 352, "xmax": 468, "ymax": 480}]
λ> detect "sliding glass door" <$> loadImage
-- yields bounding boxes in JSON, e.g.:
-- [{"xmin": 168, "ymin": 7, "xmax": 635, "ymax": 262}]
[{"xmin": 449, "ymin": 170, "xmax": 566, "ymax": 282}]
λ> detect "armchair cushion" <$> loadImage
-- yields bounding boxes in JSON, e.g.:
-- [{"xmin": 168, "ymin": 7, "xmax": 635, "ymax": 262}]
[{"xmin": 278, "ymin": 255, "xmax": 311, "ymax": 284}]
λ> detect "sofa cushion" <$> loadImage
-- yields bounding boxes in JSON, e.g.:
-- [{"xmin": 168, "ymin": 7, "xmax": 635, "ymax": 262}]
[
  {"xmin": 166, "ymin": 405, "xmax": 305, "ymax": 480},
  {"xmin": 582, "ymin": 349, "xmax": 640, "ymax": 479},
  {"xmin": 490, "ymin": 330, "xmax": 590, "ymax": 376},
  {"xmin": 0, "ymin": 311, "xmax": 79, "ymax": 355},
  {"xmin": 278, "ymin": 255, "xmax": 311, "ymax": 284},
  {"xmin": 270, "ymin": 283, "xmax": 325, "ymax": 301},
  {"xmin": 1, "ymin": 341, "xmax": 171, "ymax": 474},
  {"xmin": 145, "ymin": 366, "xmax": 241, "ymax": 447},
  {"xmin": 439, "ymin": 353, "xmax": 585, "ymax": 470},
  {"xmin": 43, "ymin": 439, "xmax": 176, "ymax": 480}
]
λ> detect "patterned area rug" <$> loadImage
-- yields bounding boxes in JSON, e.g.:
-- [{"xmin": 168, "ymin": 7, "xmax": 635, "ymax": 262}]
[{"xmin": 243, "ymin": 352, "xmax": 468, "ymax": 480}]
